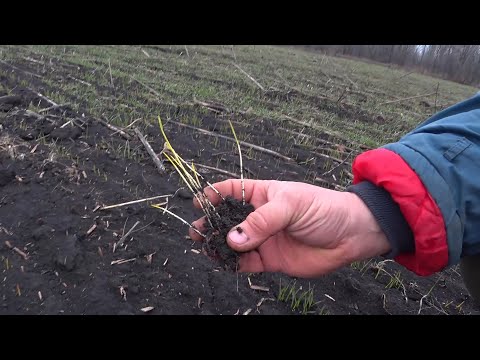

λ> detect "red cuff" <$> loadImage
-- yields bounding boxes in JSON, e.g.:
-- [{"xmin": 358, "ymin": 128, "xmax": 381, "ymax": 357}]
[{"xmin": 352, "ymin": 148, "xmax": 448, "ymax": 276}]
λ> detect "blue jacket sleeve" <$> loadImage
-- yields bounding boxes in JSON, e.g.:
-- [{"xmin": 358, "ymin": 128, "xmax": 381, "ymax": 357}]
[{"xmin": 383, "ymin": 92, "xmax": 480, "ymax": 266}]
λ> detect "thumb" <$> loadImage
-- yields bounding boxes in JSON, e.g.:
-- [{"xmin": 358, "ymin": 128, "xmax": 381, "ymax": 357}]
[{"xmin": 227, "ymin": 197, "xmax": 292, "ymax": 252}]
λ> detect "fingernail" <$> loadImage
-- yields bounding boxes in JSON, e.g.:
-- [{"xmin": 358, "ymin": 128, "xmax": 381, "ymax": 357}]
[{"xmin": 228, "ymin": 227, "xmax": 248, "ymax": 244}]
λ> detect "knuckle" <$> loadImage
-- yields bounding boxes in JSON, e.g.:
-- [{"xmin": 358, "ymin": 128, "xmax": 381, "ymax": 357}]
[{"xmin": 246, "ymin": 210, "xmax": 269, "ymax": 234}]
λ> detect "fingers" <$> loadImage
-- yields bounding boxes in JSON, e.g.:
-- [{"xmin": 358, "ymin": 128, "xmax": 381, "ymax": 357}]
[
  {"xmin": 189, "ymin": 216, "xmax": 207, "ymax": 241},
  {"xmin": 193, "ymin": 179, "xmax": 270, "ymax": 210},
  {"xmin": 189, "ymin": 178, "xmax": 272, "ymax": 240},
  {"xmin": 237, "ymin": 251, "xmax": 265, "ymax": 273},
  {"xmin": 226, "ymin": 195, "xmax": 293, "ymax": 252}
]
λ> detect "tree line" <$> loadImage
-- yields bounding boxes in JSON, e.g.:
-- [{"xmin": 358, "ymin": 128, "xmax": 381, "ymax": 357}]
[{"xmin": 297, "ymin": 45, "xmax": 480, "ymax": 86}]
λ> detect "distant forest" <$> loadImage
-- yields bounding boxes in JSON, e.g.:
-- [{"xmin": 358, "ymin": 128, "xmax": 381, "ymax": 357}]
[{"xmin": 296, "ymin": 45, "xmax": 480, "ymax": 86}]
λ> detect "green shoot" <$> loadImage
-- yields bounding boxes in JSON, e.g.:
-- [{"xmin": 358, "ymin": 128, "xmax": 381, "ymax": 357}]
[
  {"xmin": 157, "ymin": 115, "xmax": 225, "ymax": 232},
  {"xmin": 278, "ymin": 280, "xmax": 318, "ymax": 315},
  {"xmin": 228, "ymin": 120, "xmax": 245, "ymax": 205},
  {"xmin": 386, "ymin": 270, "xmax": 403, "ymax": 290}
]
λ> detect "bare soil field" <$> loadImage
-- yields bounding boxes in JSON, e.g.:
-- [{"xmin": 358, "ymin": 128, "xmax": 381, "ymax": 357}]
[{"xmin": 0, "ymin": 45, "xmax": 478, "ymax": 315}]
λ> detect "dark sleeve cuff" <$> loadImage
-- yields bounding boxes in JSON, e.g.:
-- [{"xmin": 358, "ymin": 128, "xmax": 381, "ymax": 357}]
[{"xmin": 347, "ymin": 181, "xmax": 415, "ymax": 258}]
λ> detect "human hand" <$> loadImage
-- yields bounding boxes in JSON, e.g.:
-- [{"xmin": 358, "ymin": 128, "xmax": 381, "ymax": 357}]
[{"xmin": 190, "ymin": 179, "xmax": 390, "ymax": 278}]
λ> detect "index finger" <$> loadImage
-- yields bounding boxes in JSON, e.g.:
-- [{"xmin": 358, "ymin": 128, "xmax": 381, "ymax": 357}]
[{"xmin": 193, "ymin": 179, "xmax": 271, "ymax": 209}]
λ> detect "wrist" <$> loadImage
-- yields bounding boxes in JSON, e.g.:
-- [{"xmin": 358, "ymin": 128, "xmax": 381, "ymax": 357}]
[{"xmin": 343, "ymin": 192, "xmax": 391, "ymax": 263}]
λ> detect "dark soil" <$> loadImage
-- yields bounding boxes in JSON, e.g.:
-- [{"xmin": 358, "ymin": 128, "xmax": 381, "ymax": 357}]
[
  {"xmin": 0, "ymin": 95, "xmax": 22, "ymax": 112},
  {"xmin": 0, "ymin": 56, "xmax": 479, "ymax": 315},
  {"xmin": 202, "ymin": 196, "xmax": 254, "ymax": 271}
]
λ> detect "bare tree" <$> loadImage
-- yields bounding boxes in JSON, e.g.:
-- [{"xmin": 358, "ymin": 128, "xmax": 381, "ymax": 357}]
[{"xmin": 291, "ymin": 44, "xmax": 480, "ymax": 86}]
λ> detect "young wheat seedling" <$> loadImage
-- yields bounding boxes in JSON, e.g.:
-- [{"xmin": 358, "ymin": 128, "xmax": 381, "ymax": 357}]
[
  {"xmin": 228, "ymin": 120, "xmax": 245, "ymax": 205},
  {"xmin": 278, "ymin": 280, "xmax": 318, "ymax": 315},
  {"xmin": 153, "ymin": 115, "xmax": 253, "ymax": 272},
  {"xmin": 158, "ymin": 117, "xmax": 217, "ymax": 230}
]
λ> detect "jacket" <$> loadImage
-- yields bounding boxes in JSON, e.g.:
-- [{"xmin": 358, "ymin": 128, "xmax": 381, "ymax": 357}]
[{"xmin": 351, "ymin": 92, "xmax": 480, "ymax": 276}]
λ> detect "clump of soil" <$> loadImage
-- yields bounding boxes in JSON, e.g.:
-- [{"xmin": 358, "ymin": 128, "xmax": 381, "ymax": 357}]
[
  {"xmin": 0, "ymin": 168, "xmax": 16, "ymax": 187},
  {"xmin": 202, "ymin": 196, "xmax": 254, "ymax": 271}
]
